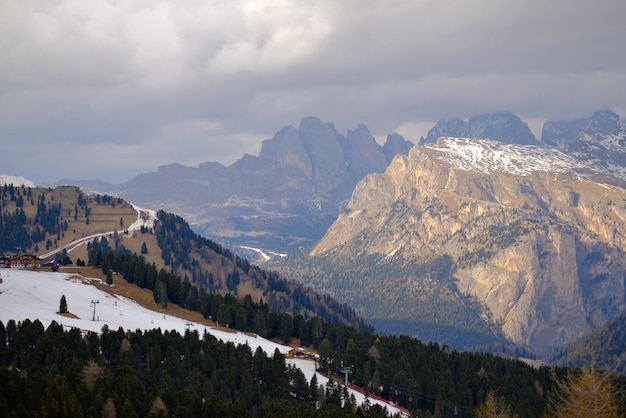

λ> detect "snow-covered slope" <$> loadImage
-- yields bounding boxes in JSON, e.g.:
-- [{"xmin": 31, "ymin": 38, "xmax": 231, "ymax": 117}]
[
  {"xmin": 428, "ymin": 137, "xmax": 588, "ymax": 176},
  {"xmin": 0, "ymin": 268, "xmax": 403, "ymax": 416}
]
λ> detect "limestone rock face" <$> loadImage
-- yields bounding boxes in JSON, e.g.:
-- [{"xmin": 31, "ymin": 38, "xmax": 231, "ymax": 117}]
[{"xmin": 311, "ymin": 137, "xmax": 626, "ymax": 355}]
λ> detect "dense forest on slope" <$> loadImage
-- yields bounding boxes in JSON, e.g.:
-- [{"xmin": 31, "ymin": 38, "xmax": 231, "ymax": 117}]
[
  {"xmin": 309, "ymin": 323, "xmax": 553, "ymax": 417},
  {"xmin": 152, "ymin": 211, "xmax": 372, "ymax": 331},
  {"xmin": 0, "ymin": 319, "xmax": 390, "ymax": 418},
  {"xmin": 87, "ymin": 237, "xmax": 347, "ymax": 346},
  {"xmin": 2, "ymin": 319, "xmax": 624, "ymax": 417},
  {"xmin": 553, "ymin": 311, "xmax": 626, "ymax": 374},
  {"xmin": 269, "ymin": 251, "xmax": 504, "ymax": 351}
]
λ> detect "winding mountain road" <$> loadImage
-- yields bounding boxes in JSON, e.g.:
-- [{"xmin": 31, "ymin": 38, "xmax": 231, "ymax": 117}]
[{"xmin": 39, "ymin": 204, "xmax": 157, "ymax": 261}]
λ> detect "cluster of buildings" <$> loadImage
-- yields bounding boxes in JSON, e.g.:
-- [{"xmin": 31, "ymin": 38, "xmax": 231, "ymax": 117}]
[{"xmin": 0, "ymin": 254, "xmax": 42, "ymax": 269}]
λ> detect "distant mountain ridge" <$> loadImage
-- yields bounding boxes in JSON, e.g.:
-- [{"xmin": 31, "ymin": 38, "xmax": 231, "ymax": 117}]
[
  {"xmin": 59, "ymin": 109, "xmax": 626, "ymax": 258},
  {"xmin": 541, "ymin": 108, "xmax": 624, "ymax": 149},
  {"xmin": 64, "ymin": 117, "xmax": 414, "ymax": 254},
  {"xmin": 38, "ymin": 108, "xmax": 626, "ymax": 355},
  {"xmin": 420, "ymin": 112, "xmax": 540, "ymax": 146}
]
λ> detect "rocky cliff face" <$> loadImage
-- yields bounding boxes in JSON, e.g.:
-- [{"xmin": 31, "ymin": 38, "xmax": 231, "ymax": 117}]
[{"xmin": 310, "ymin": 137, "xmax": 626, "ymax": 355}]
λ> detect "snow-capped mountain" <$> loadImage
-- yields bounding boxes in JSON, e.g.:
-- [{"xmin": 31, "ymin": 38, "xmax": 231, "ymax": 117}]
[
  {"xmin": 427, "ymin": 137, "xmax": 589, "ymax": 176},
  {"xmin": 292, "ymin": 135, "xmax": 626, "ymax": 355}
]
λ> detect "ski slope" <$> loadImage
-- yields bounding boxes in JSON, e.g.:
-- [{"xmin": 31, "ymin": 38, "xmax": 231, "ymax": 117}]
[{"xmin": 0, "ymin": 268, "xmax": 404, "ymax": 416}]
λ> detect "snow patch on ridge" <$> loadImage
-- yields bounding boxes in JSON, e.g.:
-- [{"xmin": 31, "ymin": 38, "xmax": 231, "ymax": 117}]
[{"xmin": 428, "ymin": 137, "xmax": 588, "ymax": 176}]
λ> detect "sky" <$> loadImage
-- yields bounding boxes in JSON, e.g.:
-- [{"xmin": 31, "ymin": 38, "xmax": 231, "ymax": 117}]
[{"xmin": 2, "ymin": 0, "xmax": 626, "ymax": 184}]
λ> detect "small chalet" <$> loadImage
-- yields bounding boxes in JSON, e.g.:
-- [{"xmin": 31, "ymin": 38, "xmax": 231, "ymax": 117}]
[
  {"xmin": 8, "ymin": 254, "xmax": 41, "ymax": 269},
  {"xmin": 287, "ymin": 347, "xmax": 311, "ymax": 359},
  {"xmin": 0, "ymin": 256, "xmax": 10, "ymax": 268}
]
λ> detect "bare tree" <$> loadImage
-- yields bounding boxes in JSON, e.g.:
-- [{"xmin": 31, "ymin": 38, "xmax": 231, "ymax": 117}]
[
  {"xmin": 549, "ymin": 344, "xmax": 624, "ymax": 418},
  {"xmin": 476, "ymin": 391, "xmax": 516, "ymax": 418}
]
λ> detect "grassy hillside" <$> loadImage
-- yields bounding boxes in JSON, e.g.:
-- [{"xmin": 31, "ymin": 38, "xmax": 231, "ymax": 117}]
[
  {"xmin": 1, "ymin": 185, "xmax": 372, "ymax": 333},
  {"xmin": 0, "ymin": 184, "xmax": 136, "ymax": 256}
]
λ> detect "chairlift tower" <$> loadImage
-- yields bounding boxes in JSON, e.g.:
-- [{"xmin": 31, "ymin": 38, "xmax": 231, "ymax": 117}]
[
  {"xmin": 90, "ymin": 299, "xmax": 99, "ymax": 321},
  {"xmin": 340, "ymin": 362, "xmax": 352, "ymax": 386}
]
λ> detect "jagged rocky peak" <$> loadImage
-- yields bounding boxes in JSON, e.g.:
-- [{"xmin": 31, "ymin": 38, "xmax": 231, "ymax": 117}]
[
  {"xmin": 584, "ymin": 108, "xmax": 621, "ymax": 132},
  {"xmin": 541, "ymin": 108, "xmax": 623, "ymax": 149},
  {"xmin": 467, "ymin": 112, "xmax": 538, "ymax": 145},
  {"xmin": 420, "ymin": 118, "xmax": 468, "ymax": 144},
  {"xmin": 258, "ymin": 125, "xmax": 312, "ymax": 176},
  {"xmin": 343, "ymin": 124, "xmax": 389, "ymax": 180},
  {"xmin": 312, "ymin": 137, "xmax": 626, "ymax": 355},
  {"xmin": 382, "ymin": 133, "xmax": 414, "ymax": 163},
  {"xmin": 64, "ymin": 115, "xmax": 417, "ymax": 253},
  {"xmin": 421, "ymin": 112, "xmax": 538, "ymax": 145}
]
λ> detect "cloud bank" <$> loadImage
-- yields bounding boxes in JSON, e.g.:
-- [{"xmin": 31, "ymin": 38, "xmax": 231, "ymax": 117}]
[{"xmin": 2, "ymin": 0, "xmax": 625, "ymax": 183}]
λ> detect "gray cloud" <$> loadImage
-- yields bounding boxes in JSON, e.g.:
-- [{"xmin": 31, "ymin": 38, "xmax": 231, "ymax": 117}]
[{"xmin": 1, "ymin": 0, "xmax": 625, "ymax": 184}]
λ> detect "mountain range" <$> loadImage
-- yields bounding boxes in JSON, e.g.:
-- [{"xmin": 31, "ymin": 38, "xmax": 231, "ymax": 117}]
[
  {"xmin": 63, "ymin": 117, "xmax": 413, "ymax": 255},
  {"xmin": 420, "ymin": 111, "xmax": 540, "ymax": 146},
  {"xmin": 270, "ymin": 109, "xmax": 626, "ymax": 355},
  {"xmin": 296, "ymin": 135, "xmax": 626, "ymax": 355},
  {"xmin": 47, "ymin": 108, "xmax": 626, "ymax": 356}
]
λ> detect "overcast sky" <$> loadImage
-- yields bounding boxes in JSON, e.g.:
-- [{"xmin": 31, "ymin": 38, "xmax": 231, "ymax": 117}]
[{"xmin": 2, "ymin": 0, "xmax": 626, "ymax": 184}]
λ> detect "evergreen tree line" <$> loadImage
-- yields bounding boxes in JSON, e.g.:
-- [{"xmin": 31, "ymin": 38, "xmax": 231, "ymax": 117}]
[
  {"xmin": 2, "ymin": 318, "xmax": 623, "ymax": 417},
  {"xmin": 0, "ymin": 319, "xmax": 392, "ymax": 417},
  {"xmin": 313, "ymin": 327, "xmax": 553, "ymax": 417},
  {"xmin": 87, "ymin": 237, "xmax": 358, "ymax": 346},
  {"xmin": 310, "ymin": 326, "xmax": 626, "ymax": 417}
]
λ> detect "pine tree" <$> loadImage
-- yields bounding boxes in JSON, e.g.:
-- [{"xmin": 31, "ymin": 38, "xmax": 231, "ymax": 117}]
[{"xmin": 59, "ymin": 295, "xmax": 68, "ymax": 313}]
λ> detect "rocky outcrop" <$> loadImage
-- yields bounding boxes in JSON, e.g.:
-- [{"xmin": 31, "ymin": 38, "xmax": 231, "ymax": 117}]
[
  {"xmin": 420, "ymin": 112, "xmax": 539, "ymax": 146},
  {"xmin": 310, "ymin": 137, "xmax": 626, "ymax": 355},
  {"xmin": 382, "ymin": 133, "xmax": 414, "ymax": 163},
  {"xmin": 541, "ymin": 108, "xmax": 623, "ymax": 149}
]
